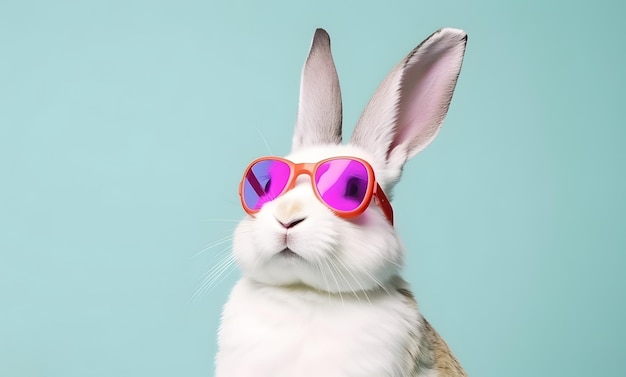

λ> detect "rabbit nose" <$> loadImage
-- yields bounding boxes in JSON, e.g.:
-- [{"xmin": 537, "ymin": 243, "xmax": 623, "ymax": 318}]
[
  {"xmin": 276, "ymin": 217, "xmax": 306, "ymax": 229},
  {"xmin": 275, "ymin": 197, "xmax": 306, "ymax": 227}
]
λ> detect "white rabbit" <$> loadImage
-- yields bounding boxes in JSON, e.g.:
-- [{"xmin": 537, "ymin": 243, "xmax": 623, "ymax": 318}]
[{"xmin": 216, "ymin": 28, "xmax": 468, "ymax": 377}]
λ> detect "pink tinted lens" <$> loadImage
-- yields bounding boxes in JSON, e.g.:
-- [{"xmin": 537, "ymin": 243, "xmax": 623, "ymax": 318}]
[
  {"xmin": 315, "ymin": 159, "xmax": 369, "ymax": 212},
  {"xmin": 242, "ymin": 159, "xmax": 291, "ymax": 210}
]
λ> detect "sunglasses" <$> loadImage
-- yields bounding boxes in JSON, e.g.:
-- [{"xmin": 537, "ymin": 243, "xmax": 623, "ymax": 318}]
[{"xmin": 239, "ymin": 156, "xmax": 394, "ymax": 225}]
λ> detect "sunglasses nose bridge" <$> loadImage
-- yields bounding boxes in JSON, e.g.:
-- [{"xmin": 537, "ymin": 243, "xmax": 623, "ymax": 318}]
[{"xmin": 290, "ymin": 163, "xmax": 316, "ymax": 187}]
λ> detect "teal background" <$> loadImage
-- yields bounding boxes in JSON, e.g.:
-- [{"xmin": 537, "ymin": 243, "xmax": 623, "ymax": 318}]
[{"xmin": 1, "ymin": 0, "xmax": 624, "ymax": 376}]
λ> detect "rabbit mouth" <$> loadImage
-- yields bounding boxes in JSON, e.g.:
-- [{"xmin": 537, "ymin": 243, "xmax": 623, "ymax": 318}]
[{"xmin": 278, "ymin": 248, "xmax": 300, "ymax": 259}]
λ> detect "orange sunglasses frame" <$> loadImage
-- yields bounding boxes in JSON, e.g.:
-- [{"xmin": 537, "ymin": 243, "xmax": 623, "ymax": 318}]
[{"xmin": 238, "ymin": 156, "xmax": 394, "ymax": 225}]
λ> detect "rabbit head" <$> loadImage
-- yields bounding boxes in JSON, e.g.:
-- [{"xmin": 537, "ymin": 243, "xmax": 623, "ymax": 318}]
[{"xmin": 232, "ymin": 28, "xmax": 467, "ymax": 294}]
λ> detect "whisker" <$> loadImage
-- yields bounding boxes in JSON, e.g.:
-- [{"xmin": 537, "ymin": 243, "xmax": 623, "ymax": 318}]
[
  {"xmin": 380, "ymin": 254, "xmax": 403, "ymax": 269},
  {"xmin": 189, "ymin": 255, "xmax": 237, "ymax": 304},
  {"xmin": 192, "ymin": 229, "xmax": 255, "ymax": 258},
  {"xmin": 199, "ymin": 233, "xmax": 233, "ymax": 248},
  {"xmin": 327, "ymin": 258, "xmax": 361, "ymax": 303},
  {"xmin": 193, "ymin": 235, "xmax": 234, "ymax": 257},
  {"xmin": 209, "ymin": 258, "xmax": 235, "ymax": 286},
  {"xmin": 361, "ymin": 267, "xmax": 392, "ymax": 296},
  {"xmin": 322, "ymin": 258, "xmax": 344, "ymax": 307},
  {"xmin": 198, "ymin": 246, "xmax": 233, "ymax": 279},
  {"xmin": 255, "ymin": 127, "xmax": 274, "ymax": 155},
  {"xmin": 195, "ymin": 258, "xmax": 233, "ymax": 294},
  {"xmin": 200, "ymin": 219, "xmax": 241, "ymax": 223},
  {"xmin": 312, "ymin": 254, "xmax": 332, "ymax": 303},
  {"xmin": 208, "ymin": 262, "xmax": 238, "ymax": 293},
  {"xmin": 334, "ymin": 257, "xmax": 371, "ymax": 304},
  {"xmin": 205, "ymin": 257, "xmax": 236, "ymax": 288},
  {"xmin": 249, "ymin": 251, "xmax": 264, "ymax": 272}
]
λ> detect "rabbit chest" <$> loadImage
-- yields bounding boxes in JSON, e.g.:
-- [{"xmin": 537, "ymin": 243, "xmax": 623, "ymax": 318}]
[{"xmin": 216, "ymin": 277, "xmax": 425, "ymax": 377}]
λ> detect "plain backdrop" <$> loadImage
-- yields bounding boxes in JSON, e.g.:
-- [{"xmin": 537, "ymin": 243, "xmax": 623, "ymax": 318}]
[{"xmin": 1, "ymin": 0, "xmax": 625, "ymax": 376}]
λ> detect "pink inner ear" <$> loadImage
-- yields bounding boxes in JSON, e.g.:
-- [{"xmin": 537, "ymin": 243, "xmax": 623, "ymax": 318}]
[{"xmin": 391, "ymin": 45, "xmax": 463, "ymax": 154}]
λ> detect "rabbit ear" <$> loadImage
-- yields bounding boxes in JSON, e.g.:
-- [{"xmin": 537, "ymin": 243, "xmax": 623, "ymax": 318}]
[
  {"xmin": 350, "ymin": 28, "xmax": 467, "ymax": 186},
  {"xmin": 292, "ymin": 28, "xmax": 343, "ymax": 151}
]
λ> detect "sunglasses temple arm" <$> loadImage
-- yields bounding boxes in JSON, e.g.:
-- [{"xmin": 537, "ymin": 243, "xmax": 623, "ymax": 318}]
[
  {"xmin": 374, "ymin": 184, "xmax": 394, "ymax": 226},
  {"xmin": 246, "ymin": 170, "xmax": 265, "ymax": 197}
]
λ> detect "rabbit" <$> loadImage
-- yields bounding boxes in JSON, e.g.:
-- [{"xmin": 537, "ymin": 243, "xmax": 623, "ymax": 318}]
[{"xmin": 216, "ymin": 27, "xmax": 468, "ymax": 377}]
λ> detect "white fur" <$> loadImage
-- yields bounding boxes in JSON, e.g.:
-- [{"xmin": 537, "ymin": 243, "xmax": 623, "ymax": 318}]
[
  {"xmin": 217, "ymin": 278, "xmax": 420, "ymax": 377},
  {"xmin": 216, "ymin": 28, "xmax": 467, "ymax": 377},
  {"xmin": 216, "ymin": 145, "xmax": 421, "ymax": 377}
]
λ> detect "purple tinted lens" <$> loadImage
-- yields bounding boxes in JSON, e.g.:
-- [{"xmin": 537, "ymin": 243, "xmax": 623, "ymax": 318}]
[
  {"xmin": 243, "ymin": 159, "xmax": 290, "ymax": 210},
  {"xmin": 315, "ymin": 159, "xmax": 369, "ymax": 212}
]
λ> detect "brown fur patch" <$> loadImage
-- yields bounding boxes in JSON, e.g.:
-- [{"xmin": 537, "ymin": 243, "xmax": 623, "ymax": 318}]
[
  {"xmin": 394, "ymin": 281, "xmax": 466, "ymax": 377},
  {"xmin": 422, "ymin": 319, "xmax": 467, "ymax": 377}
]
